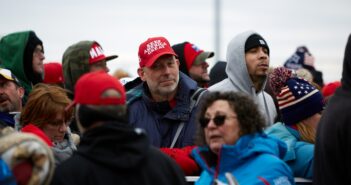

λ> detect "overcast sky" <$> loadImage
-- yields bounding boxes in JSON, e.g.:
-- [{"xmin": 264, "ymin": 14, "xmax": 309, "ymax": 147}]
[{"xmin": 1, "ymin": 0, "xmax": 351, "ymax": 83}]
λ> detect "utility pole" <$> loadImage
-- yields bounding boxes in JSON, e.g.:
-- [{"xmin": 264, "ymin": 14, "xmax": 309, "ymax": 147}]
[{"xmin": 214, "ymin": 0, "xmax": 221, "ymax": 63}]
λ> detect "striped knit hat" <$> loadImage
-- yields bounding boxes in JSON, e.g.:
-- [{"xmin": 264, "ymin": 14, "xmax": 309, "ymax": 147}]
[{"xmin": 269, "ymin": 67, "xmax": 324, "ymax": 125}]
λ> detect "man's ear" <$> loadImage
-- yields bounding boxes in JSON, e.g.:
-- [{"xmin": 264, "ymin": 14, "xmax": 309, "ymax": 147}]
[
  {"xmin": 18, "ymin": 87, "xmax": 25, "ymax": 99},
  {"xmin": 176, "ymin": 59, "xmax": 180, "ymax": 67},
  {"xmin": 137, "ymin": 68, "xmax": 146, "ymax": 81}
]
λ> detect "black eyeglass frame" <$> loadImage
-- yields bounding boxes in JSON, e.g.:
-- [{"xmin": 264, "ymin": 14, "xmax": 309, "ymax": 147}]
[{"xmin": 199, "ymin": 115, "xmax": 237, "ymax": 128}]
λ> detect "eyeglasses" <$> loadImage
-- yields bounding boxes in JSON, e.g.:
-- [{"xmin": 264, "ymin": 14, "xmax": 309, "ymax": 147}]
[{"xmin": 199, "ymin": 115, "xmax": 237, "ymax": 128}]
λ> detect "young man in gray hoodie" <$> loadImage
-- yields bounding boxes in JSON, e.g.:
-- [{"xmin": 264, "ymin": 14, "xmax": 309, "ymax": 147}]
[{"xmin": 209, "ymin": 30, "xmax": 277, "ymax": 126}]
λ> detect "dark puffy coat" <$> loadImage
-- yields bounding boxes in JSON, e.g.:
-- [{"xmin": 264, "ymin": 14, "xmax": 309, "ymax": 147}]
[
  {"xmin": 313, "ymin": 34, "xmax": 351, "ymax": 185},
  {"xmin": 127, "ymin": 72, "xmax": 200, "ymax": 148},
  {"xmin": 50, "ymin": 122, "xmax": 186, "ymax": 185}
]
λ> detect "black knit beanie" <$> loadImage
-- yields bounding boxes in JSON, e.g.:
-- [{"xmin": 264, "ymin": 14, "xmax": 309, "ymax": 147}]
[
  {"xmin": 23, "ymin": 31, "xmax": 44, "ymax": 85},
  {"xmin": 245, "ymin": 34, "xmax": 269, "ymax": 55}
]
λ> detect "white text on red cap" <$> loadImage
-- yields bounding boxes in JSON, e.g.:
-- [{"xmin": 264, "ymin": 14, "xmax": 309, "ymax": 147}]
[
  {"xmin": 144, "ymin": 40, "xmax": 167, "ymax": 55},
  {"xmin": 90, "ymin": 45, "xmax": 104, "ymax": 59}
]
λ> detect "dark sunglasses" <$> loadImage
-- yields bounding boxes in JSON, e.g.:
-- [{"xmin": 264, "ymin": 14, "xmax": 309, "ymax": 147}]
[{"xmin": 199, "ymin": 115, "xmax": 236, "ymax": 128}]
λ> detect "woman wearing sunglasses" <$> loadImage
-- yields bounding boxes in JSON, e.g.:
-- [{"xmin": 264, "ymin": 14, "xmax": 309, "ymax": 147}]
[{"xmin": 191, "ymin": 91, "xmax": 294, "ymax": 185}]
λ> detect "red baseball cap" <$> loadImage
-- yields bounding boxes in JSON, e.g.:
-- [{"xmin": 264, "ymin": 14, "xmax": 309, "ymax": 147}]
[
  {"xmin": 184, "ymin": 42, "xmax": 214, "ymax": 70},
  {"xmin": 138, "ymin": 37, "xmax": 177, "ymax": 67},
  {"xmin": 89, "ymin": 42, "xmax": 118, "ymax": 65},
  {"xmin": 67, "ymin": 71, "xmax": 126, "ymax": 110},
  {"xmin": 43, "ymin": 62, "xmax": 64, "ymax": 84}
]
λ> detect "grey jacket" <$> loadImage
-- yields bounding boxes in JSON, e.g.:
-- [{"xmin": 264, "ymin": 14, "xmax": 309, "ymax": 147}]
[{"xmin": 209, "ymin": 30, "xmax": 277, "ymax": 126}]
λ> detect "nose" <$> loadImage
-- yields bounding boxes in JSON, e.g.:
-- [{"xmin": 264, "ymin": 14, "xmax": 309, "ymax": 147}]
[
  {"xmin": 58, "ymin": 123, "xmax": 68, "ymax": 133},
  {"xmin": 36, "ymin": 51, "xmax": 45, "ymax": 61},
  {"xmin": 162, "ymin": 65, "xmax": 172, "ymax": 74},
  {"xmin": 40, "ymin": 52, "xmax": 45, "ymax": 60},
  {"xmin": 206, "ymin": 119, "xmax": 217, "ymax": 129},
  {"xmin": 258, "ymin": 48, "xmax": 268, "ymax": 58},
  {"xmin": 104, "ymin": 66, "xmax": 109, "ymax": 73},
  {"xmin": 202, "ymin": 62, "xmax": 209, "ymax": 68}
]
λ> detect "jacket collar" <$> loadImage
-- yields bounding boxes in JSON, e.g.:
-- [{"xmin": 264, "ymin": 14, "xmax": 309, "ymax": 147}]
[{"xmin": 140, "ymin": 72, "xmax": 198, "ymax": 121}]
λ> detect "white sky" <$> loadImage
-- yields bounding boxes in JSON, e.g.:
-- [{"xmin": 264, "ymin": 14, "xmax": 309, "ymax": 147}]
[{"xmin": 1, "ymin": 0, "xmax": 351, "ymax": 83}]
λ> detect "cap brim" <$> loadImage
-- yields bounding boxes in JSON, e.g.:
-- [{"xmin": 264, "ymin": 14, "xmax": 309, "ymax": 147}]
[
  {"xmin": 194, "ymin": 51, "xmax": 215, "ymax": 65},
  {"xmin": 0, "ymin": 74, "xmax": 14, "ymax": 81},
  {"xmin": 105, "ymin": 55, "xmax": 118, "ymax": 62},
  {"xmin": 144, "ymin": 52, "xmax": 178, "ymax": 67}
]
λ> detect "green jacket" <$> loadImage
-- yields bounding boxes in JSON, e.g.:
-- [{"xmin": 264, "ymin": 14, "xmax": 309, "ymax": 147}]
[{"xmin": 0, "ymin": 30, "xmax": 43, "ymax": 102}]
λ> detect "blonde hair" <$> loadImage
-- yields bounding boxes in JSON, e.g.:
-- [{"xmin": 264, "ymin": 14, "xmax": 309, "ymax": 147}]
[
  {"xmin": 296, "ymin": 122, "xmax": 316, "ymax": 144},
  {"xmin": 20, "ymin": 83, "xmax": 73, "ymax": 128}
]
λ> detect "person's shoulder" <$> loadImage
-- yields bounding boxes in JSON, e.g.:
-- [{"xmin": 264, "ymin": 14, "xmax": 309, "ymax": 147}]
[
  {"xmin": 146, "ymin": 147, "xmax": 187, "ymax": 184},
  {"xmin": 148, "ymin": 146, "xmax": 172, "ymax": 161},
  {"xmin": 252, "ymin": 150, "xmax": 292, "ymax": 176},
  {"xmin": 265, "ymin": 122, "xmax": 287, "ymax": 133},
  {"xmin": 208, "ymin": 78, "xmax": 232, "ymax": 92},
  {"xmin": 51, "ymin": 155, "xmax": 87, "ymax": 185},
  {"xmin": 126, "ymin": 85, "xmax": 144, "ymax": 105},
  {"xmin": 55, "ymin": 154, "xmax": 81, "ymax": 171},
  {"xmin": 147, "ymin": 147, "xmax": 183, "ymax": 169},
  {"xmin": 261, "ymin": 91, "xmax": 274, "ymax": 99}
]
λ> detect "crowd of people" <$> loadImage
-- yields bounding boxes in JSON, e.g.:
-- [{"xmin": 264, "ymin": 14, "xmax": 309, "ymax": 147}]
[{"xmin": 0, "ymin": 29, "xmax": 350, "ymax": 185}]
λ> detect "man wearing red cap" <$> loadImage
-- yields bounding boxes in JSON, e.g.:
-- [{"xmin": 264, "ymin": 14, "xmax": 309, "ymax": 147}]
[
  {"xmin": 172, "ymin": 42, "xmax": 214, "ymax": 88},
  {"xmin": 62, "ymin": 41, "xmax": 118, "ymax": 133},
  {"xmin": 62, "ymin": 41, "xmax": 118, "ymax": 98},
  {"xmin": 127, "ymin": 37, "xmax": 206, "ymax": 175},
  {"xmin": 51, "ymin": 71, "xmax": 186, "ymax": 185}
]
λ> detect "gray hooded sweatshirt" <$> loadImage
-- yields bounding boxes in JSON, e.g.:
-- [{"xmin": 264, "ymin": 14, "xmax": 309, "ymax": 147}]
[{"xmin": 209, "ymin": 30, "xmax": 277, "ymax": 126}]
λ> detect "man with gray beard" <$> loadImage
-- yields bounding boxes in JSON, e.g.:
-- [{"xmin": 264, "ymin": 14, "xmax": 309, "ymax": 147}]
[
  {"xmin": 0, "ymin": 68, "xmax": 24, "ymax": 128},
  {"xmin": 126, "ymin": 36, "xmax": 206, "ymax": 175}
]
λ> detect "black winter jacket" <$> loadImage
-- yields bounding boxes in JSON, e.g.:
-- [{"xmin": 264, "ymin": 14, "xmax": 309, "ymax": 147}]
[
  {"xmin": 313, "ymin": 34, "xmax": 351, "ymax": 185},
  {"xmin": 50, "ymin": 121, "xmax": 186, "ymax": 185}
]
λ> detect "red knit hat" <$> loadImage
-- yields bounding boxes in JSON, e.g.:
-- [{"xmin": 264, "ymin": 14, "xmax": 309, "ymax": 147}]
[
  {"xmin": 43, "ymin": 62, "xmax": 64, "ymax": 84},
  {"xmin": 138, "ymin": 37, "xmax": 177, "ymax": 67},
  {"xmin": 67, "ymin": 71, "xmax": 126, "ymax": 109}
]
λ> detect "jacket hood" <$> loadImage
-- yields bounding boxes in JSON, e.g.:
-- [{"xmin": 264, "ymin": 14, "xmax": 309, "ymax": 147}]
[
  {"xmin": 225, "ymin": 30, "xmax": 268, "ymax": 95},
  {"xmin": 192, "ymin": 133, "xmax": 287, "ymax": 172},
  {"xmin": 62, "ymin": 40, "xmax": 94, "ymax": 94},
  {"xmin": 172, "ymin": 42, "xmax": 190, "ymax": 75},
  {"xmin": 0, "ymin": 30, "xmax": 42, "ymax": 94},
  {"xmin": 341, "ymin": 34, "xmax": 351, "ymax": 91},
  {"xmin": 77, "ymin": 121, "xmax": 150, "ymax": 170}
]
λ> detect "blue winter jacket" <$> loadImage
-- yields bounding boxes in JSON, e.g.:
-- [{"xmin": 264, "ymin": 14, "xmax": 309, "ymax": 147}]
[
  {"xmin": 127, "ymin": 72, "xmax": 200, "ymax": 148},
  {"xmin": 192, "ymin": 133, "xmax": 295, "ymax": 185},
  {"xmin": 265, "ymin": 122, "xmax": 314, "ymax": 179}
]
